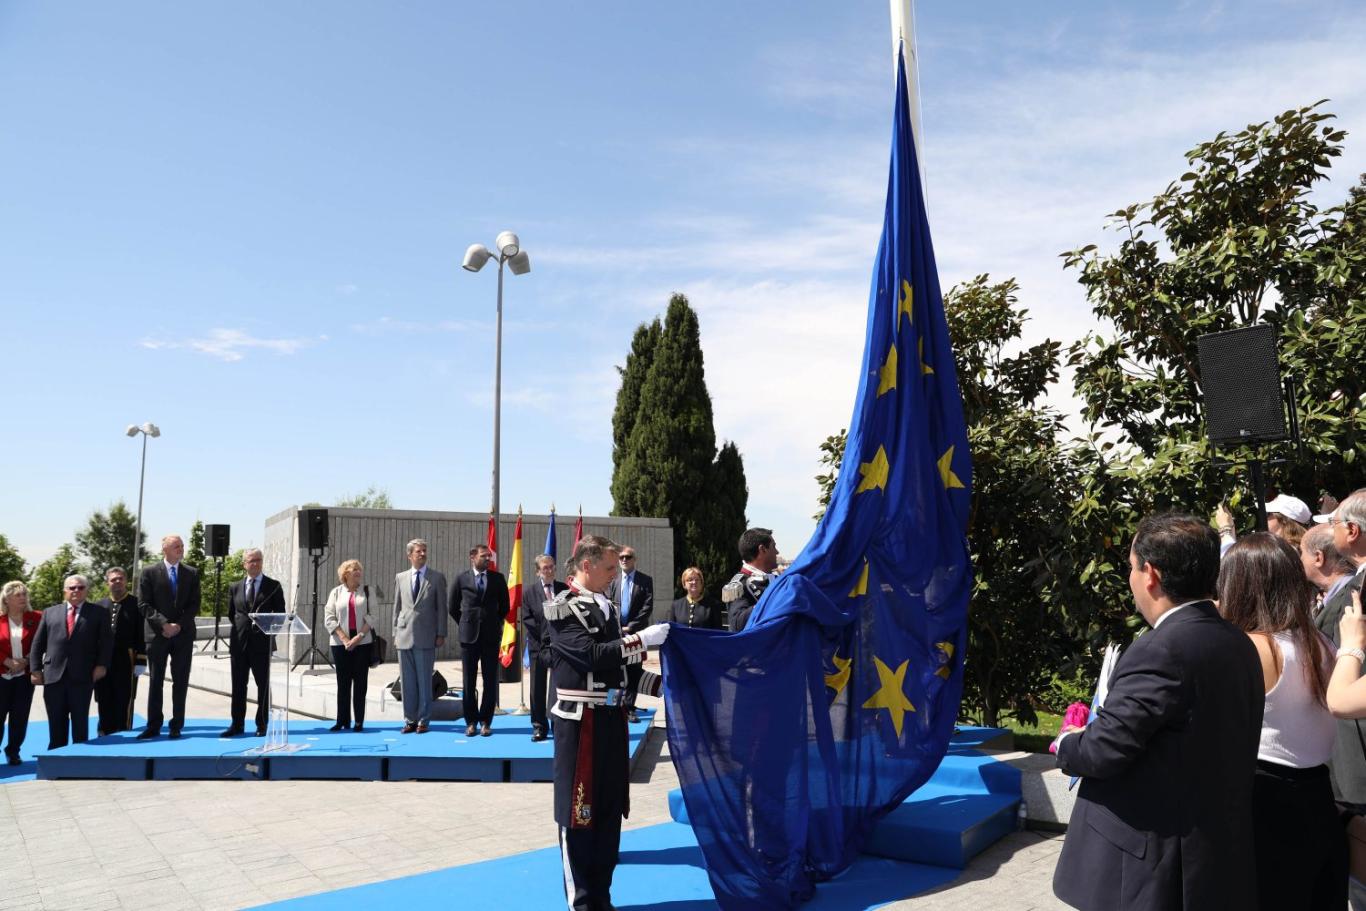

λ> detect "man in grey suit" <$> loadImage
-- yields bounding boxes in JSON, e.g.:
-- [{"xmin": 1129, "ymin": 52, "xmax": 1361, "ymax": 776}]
[
  {"xmin": 1315, "ymin": 490, "xmax": 1366, "ymax": 910},
  {"xmin": 392, "ymin": 538, "xmax": 447, "ymax": 733},
  {"xmin": 29, "ymin": 575, "xmax": 113, "ymax": 749}
]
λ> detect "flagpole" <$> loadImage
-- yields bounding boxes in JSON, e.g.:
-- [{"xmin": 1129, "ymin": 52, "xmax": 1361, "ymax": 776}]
[{"xmin": 889, "ymin": 0, "xmax": 927, "ymax": 197}]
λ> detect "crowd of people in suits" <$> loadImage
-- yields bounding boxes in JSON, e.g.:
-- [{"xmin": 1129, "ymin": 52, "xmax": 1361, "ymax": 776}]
[{"xmin": 1053, "ymin": 488, "xmax": 1366, "ymax": 911}]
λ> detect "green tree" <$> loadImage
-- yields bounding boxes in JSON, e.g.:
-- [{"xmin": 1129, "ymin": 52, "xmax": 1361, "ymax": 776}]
[
  {"xmin": 27, "ymin": 544, "xmax": 82, "ymax": 609},
  {"xmin": 201, "ymin": 549, "xmax": 247, "ymax": 626},
  {"xmin": 334, "ymin": 486, "xmax": 393, "ymax": 509},
  {"xmin": 611, "ymin": 294, "xmax": 748, "ymax": 596},
  {"xmin": 1061, "ymin": 102, "xmax": 1366, "ymax": 645},
  {"xmin": 814, "ymin": 430, "xmax": 847, "ymax": 520},
  {"xmin": 75, "ymin": 501, "xmax": 150, "ymax": 578},
  {"xmin": 0, "ymin": 533, "xmax": 26, "ymax": 584}
]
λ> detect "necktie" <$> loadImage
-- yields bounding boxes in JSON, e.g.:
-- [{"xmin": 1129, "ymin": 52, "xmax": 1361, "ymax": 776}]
[
  {"xmin": 412, "ymin": 571, "xmax": 420, "ymax": 599},
  {"xmin": 477, "ymin": 573, "xmax": 485, "ymax": 597},
  {"xmin": 544, "ymin": 582, "xmax": 553, "ymax": 601},
  {"xmin": 248, "ymin": 577, "xmax": 256, "ymax": 607},
  {"xmin": 622, "ymin": 573, "xmax": 632, "ymax": 622},
  {"xmin": 169, "ymin": 564, "xmax": 178, "ymax": 599},
  {"xmin": 66, "ymin": 605, "xmax": 76, "ymax": 636}
]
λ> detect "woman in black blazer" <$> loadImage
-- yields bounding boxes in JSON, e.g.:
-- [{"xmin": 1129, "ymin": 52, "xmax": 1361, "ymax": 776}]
[{"xmin": 669, "ymin": 567, "xmax": 723, "ymax": 630}]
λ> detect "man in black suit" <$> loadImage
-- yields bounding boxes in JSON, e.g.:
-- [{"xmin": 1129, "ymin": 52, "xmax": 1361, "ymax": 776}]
[
  {"xmin": 29, "ymin": 575, "xmax": 113, "ymax": 749},
  {"xmin": 138, "ymin": 534, "xmax": 201, "ymax": 740},
  {"xmin": 1315, "ymin": 490, "xmax": 1366, "ymax": 910},
  {"xmin": 221, "ymin": 548, "xmax": 282, "ymax": 737},
  {"xmin": 1052, "ymin": 514, "xmax": 1263, "ymax": 911},
  {"xmin": 605, "ymin": 546, "xmax": 653, "ymax": 723},
  {"xmin": 95, "ymin": 566, "xmax": 144, "ymax": 735},
  {"xmin": 450, "ymin": 544, "xmax": 509, "ymax": 737},
  {"xmin": 521, "ymin": 553, "xmax": 567, "ymax": 741}
]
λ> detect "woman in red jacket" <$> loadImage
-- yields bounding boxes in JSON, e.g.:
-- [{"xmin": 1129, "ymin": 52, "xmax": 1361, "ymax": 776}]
[{"xmin": 1, "ymin": 581, "xmax": 42, "ymax": 766}]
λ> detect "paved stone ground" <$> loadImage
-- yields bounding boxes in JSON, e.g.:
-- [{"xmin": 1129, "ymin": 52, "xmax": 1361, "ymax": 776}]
[{"xmin": 0, "ymin": 659, "xmax": 1067, "ymax": 911}]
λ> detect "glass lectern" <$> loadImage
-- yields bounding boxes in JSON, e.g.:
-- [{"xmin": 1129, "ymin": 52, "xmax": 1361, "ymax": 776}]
[{"xmin": 247, "ymin": 612, "xmax": 311, "ymax": 754}]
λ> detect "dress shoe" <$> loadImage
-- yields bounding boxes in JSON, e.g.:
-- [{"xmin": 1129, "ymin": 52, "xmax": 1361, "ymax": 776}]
[
  {"xmin": 168, "ymin": 729, "xmax": 182, "ymax": 740},
  {"xmin": 627, "ymin": 709, "xmax": 641, "ymax": 724},
  {"xmin": 5, "ymin": 755, "xmax": 21, "ymax": 766},
  {"xmin": 480, "ymin": 723, "xmax": 492, "ymax": 737},
  {"xmin": 255, "ymin": 728, "xmax": 267, "ymax": 737},
  {"xmin": 219, "ymin": 726, "xmax": 245, "ymax": 738},
  {"xmin": 401, "ymin": 722, "xmax": 417, "ymax": 734},
  {"xmin": 136, "ymin": 729, "xmax": 159, "ymax": 741},
  {"xmin": 352, "ymin": 724, "xmax": 364, "ymax": 733},
  {"xmin": 328, "ymin": 722, "xmax": 349, "ymax": 732},
  {"xmin": 530, "ymin": 728, "xmax": 547, "ymax": 743},
  {"xmin": 416, "ymin": 722, "xmax": 429, "ymax": 734},
  {"xmin": 465, "ymin": 724, "xmax": 478, "ymax": 737}
]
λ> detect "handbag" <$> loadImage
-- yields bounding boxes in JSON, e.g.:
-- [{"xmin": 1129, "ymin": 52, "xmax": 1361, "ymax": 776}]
[
  {"xmin": 388, "ymin": 669, "xmax": 449, "ymax": 701},
  {"xmin": 363, "ymin": 585, "xmax": 387, "ymax": 667}
]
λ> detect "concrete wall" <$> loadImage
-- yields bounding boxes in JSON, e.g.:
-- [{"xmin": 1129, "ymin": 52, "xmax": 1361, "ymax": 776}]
[{"xmin": 262, "ymin": 507, "xmax": 673, "ymax": 663}]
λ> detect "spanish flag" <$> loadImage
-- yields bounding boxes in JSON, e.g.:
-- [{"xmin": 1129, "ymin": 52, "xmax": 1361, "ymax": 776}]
[{"xmin": 499, "ymin": 510, "xmax": 524, "ymax": 668}]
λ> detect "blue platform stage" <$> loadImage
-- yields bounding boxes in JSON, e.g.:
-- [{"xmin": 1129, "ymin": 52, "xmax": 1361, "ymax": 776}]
[
  {"xmin": 251, "ymin": 819, "xmax": 961, "ymax": 911},
  {"xmin": 33, "ymin": 709, "xmax": 657, "ymax": 783}
]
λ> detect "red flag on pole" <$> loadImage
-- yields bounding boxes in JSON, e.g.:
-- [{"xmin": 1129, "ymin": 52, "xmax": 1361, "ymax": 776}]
[
  {"xmin": 573, "ymin": 505, "xmax": 583, "ymax": 551},
  {"xmin": 486, "ymin": 513, "xmax": 499, "ymax": 572},
  {"xmin": 499, "ymin": 511, "xmax": 524, "ymax": 668}
]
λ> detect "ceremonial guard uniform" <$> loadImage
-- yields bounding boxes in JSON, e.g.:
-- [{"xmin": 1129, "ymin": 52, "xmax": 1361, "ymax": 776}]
[
  {"xmin": 95, "ymin": 591, "xmax": 144, "ymax": 734},
  {"xmin": 723, "ymin": 563, "xmax": 774, "ymax": 632},
  {"xmin": 545, "ymin": 583, "xmax": 662, "ymax": 911}
]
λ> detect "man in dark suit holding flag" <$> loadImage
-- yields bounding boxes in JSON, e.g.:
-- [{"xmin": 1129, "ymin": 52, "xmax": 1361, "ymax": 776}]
[
  {"xmin": 522, "ymin": 553, "xmax": 566, "ymax": 741},
  {"xmin": 138, "ymin": 534, "xmax": 200, "ymax": 740}
]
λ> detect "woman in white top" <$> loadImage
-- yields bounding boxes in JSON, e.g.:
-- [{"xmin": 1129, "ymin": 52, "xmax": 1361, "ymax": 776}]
[
  {"xmin": 324, "ymin": 560, "xmax": 375, "ymax": 732},
  {"xmin": 1, "ymin": 581, "xmax": 42, "ymax": 766},
  {"xmin": 1218, "ymin": 533, "xmax": 1343, "ymax": 910}
]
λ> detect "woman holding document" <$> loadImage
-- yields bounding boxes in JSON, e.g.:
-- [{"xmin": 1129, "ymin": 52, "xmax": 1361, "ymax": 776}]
[{"xmin": 1219, "ymin": 533, "xmax": 1343, "ymax": 911}]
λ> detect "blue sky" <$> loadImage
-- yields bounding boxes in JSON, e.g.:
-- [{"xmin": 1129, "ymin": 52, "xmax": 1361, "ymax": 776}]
[{"xmin": 3, "ymin": 1, "xmax": 1365, "ymax": 571}]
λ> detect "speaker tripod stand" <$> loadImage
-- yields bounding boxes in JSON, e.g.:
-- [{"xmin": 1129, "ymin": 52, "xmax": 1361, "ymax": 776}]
[
  {"xmin": 291, "ymin": 549, "xmax": 333, "ymax": 671},
  {"xmin": 198, "ymin": 556, "xmax": 230, "ymax": 655}
]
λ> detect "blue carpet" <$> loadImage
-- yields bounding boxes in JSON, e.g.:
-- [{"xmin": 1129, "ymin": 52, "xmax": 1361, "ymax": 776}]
[
  {"xmin": 250, "ymin": 820, "xmax": 959, "ymax": 910},
  {"xmin": 2, "ymin": 715, "xmax": 145, "ymax": 784}
]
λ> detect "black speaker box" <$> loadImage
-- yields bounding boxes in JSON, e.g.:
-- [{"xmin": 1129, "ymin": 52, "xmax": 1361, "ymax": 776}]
[
  {"xmin": 1197, "ymin": 324, "xmax": 1288, "ymax": 446},
  {"xmin": 299, "ymin": 508, "xmax": 329, "ymax": 550},
  {"xmin": 204, "ymin": 524, "xmax": 231, "ymax": 558}
]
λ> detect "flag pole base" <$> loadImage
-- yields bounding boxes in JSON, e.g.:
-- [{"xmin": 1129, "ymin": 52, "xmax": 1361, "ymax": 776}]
[{"xmin": 509, "ymin": 704, "xmax": 531, "ymax": 715}]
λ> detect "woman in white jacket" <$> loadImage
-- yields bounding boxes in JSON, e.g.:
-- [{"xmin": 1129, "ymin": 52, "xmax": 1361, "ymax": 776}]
[{"xmin": 324, "ymin": 559, "xmax": 375, "ymax": 731}]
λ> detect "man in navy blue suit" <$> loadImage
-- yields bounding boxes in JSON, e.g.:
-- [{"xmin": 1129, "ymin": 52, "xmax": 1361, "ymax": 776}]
[
  {"xmin": 1052, "ymin": 514, "xmax": 1263, "ymax": 911},
  {"xmin": 29, "ymin": 575, "xmax": 113, "ymax": 749}
]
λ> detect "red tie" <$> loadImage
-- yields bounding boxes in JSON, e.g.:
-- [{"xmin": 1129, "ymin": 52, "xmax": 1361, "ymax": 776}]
[
  {"xmin": 66, "ymin": 605, "xmax": 76, "ymax": 636},
  {"xmin": 348, "ymin": 592, "xmax": 357, "ymax": 632}
]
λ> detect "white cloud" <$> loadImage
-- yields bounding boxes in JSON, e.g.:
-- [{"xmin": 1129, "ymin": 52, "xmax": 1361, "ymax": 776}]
[{"xmin": 140, "ymin": 328, "xmax": 321, "ymax": 362}]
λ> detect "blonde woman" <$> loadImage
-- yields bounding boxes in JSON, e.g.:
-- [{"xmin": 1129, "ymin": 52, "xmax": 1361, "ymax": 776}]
[
  {"xmin": 0, "ymin": 582, "xmax": 41, "ymax": 765},
  {"xmin": 324, "ymin": 560, "xmax": 374, "ymax": 731}
]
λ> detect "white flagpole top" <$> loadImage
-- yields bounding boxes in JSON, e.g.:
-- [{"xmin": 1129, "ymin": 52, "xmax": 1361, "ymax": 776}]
[{"xmin": 889, "ymin": 0, "xmax": 927, "ymax": 197}]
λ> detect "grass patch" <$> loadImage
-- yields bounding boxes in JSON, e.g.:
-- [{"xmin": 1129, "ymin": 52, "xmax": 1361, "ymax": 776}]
[{"xmin": 1002, "ymin": 710, "xmax": 1064, "ymax": 754}]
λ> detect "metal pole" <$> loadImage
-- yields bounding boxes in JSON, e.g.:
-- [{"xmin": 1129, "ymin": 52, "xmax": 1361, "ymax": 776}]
[
  {"xmin": 492, "ymin": 258, "xmax": 504, "ymax": 522},
  {"xmin": 132, "ymin": 432, "xmax": 148, "ymax": 591}
]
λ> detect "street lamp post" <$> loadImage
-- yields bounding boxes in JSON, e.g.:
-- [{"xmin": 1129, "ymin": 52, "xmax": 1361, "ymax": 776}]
[
  {"xmin": 125, "ymin": 422, "xmax": 161, "ymax": 592},
  {"xmin": 462, "ymin": 231, "xmax": 531, "ymax": 528}
]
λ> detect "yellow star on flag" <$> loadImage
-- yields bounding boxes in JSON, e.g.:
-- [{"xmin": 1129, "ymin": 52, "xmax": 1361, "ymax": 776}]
[
  {"xmin": 938, "ymin": 446, "xmax": 965, "ymax": 490},
  {"xmin": 919, "ymin": 337, "xmax": 934, "ymax": 375},
  {"xmin": 862, "ymin": 656, "xmax": 916, "ymax": 737},
  {"xmin": 877, "ymin": 344, "xmax": 898, "ymax": 396},
  {"xmin": 825, "ymin": 653, "xmax": 852, "ymax": 697},
  {"xmin": 855, "ymin": 446, "xmax": 889, "ymax": 494},
  {"xmin": 898, "ymin": 279, "xmax": 914, "ymax": 325},
  {"xmin": 848, "ymin": 559, "xmax": 869, "ymax": 598},
  {"xmin": 934, "ymin": 641, "xmax": 955, "ymax": 679}
]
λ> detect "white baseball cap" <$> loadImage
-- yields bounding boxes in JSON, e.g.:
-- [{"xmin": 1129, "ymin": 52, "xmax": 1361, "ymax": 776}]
[{"xmin": 1265, "ymin": 494, "xmax": 1312, "ymax": 526}]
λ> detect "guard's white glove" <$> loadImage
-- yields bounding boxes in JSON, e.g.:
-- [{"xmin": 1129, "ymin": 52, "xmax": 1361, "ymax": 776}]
[{"xmin": 638, "ymin": 623, "xmax": 670, "ymax": 648}]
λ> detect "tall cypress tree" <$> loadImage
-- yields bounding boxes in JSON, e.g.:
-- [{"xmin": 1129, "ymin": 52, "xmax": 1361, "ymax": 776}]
[{"xmin": 611, "ymin": 294, "xmax": 748, "ymax": 596}]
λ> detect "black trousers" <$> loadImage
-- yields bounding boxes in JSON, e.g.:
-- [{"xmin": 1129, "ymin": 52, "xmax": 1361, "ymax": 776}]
[
  {"xmin": 0, "ymin": 674, "xmax": 35, "ymax": 760},
  {"xmin": 1253, "ymin": 761, "xmax": 1347, "ymax": 911},
  {"xmin": 529, "ymin": 651, "xmax": 552, "ymax": 731},
  {"xmin": 145, "ymin": 631, "xmax": 193, "ymax": 732},
  {"xmin": 331, "ymin": 641, "xmax": 371, "ymax": 727},
  {"xmin": 95, "ymin": 648, "xmax": 137, "ymax": 734},
  {"xmin": 230, "ymin": 635, "xmax": 271, "ymax": 730},
  {"xmin": 43, "ymin": 678, "xmax": 94, "ymax": 749},
  {"xmin": 554, "ymin": 707, "xmax": 629, "ymax": 911},
  {"xmin": 461, "ymin": 638, "xmax": 499, "ymax": 725}
]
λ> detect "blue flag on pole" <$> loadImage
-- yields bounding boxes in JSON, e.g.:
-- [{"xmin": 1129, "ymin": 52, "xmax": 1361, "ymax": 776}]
[
  {"xmin": 661, "ymin": 51, "xmax": 972, "ymax": 910},
  {"xmin": 544, "ymin": 508, "xmax": 558, "ymax": 570}
]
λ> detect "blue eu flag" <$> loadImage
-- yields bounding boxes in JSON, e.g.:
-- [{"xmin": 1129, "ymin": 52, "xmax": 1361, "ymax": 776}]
[{"xmin": 661, "ymin": 51, "xmax": 972, "ymax": 909}]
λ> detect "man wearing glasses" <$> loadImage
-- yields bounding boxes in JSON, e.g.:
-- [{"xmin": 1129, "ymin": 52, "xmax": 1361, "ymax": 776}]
[
  {"xmin": 29, "ymin": 575, "xmax": 112, "ymax": 749},
  {"xmin": 606, "ymin": 547, "xmax": 653, "ymax": 724},
  {"xmin": 1318, "ymin": 488, "xmax": 1366, "ymax": 911}
]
